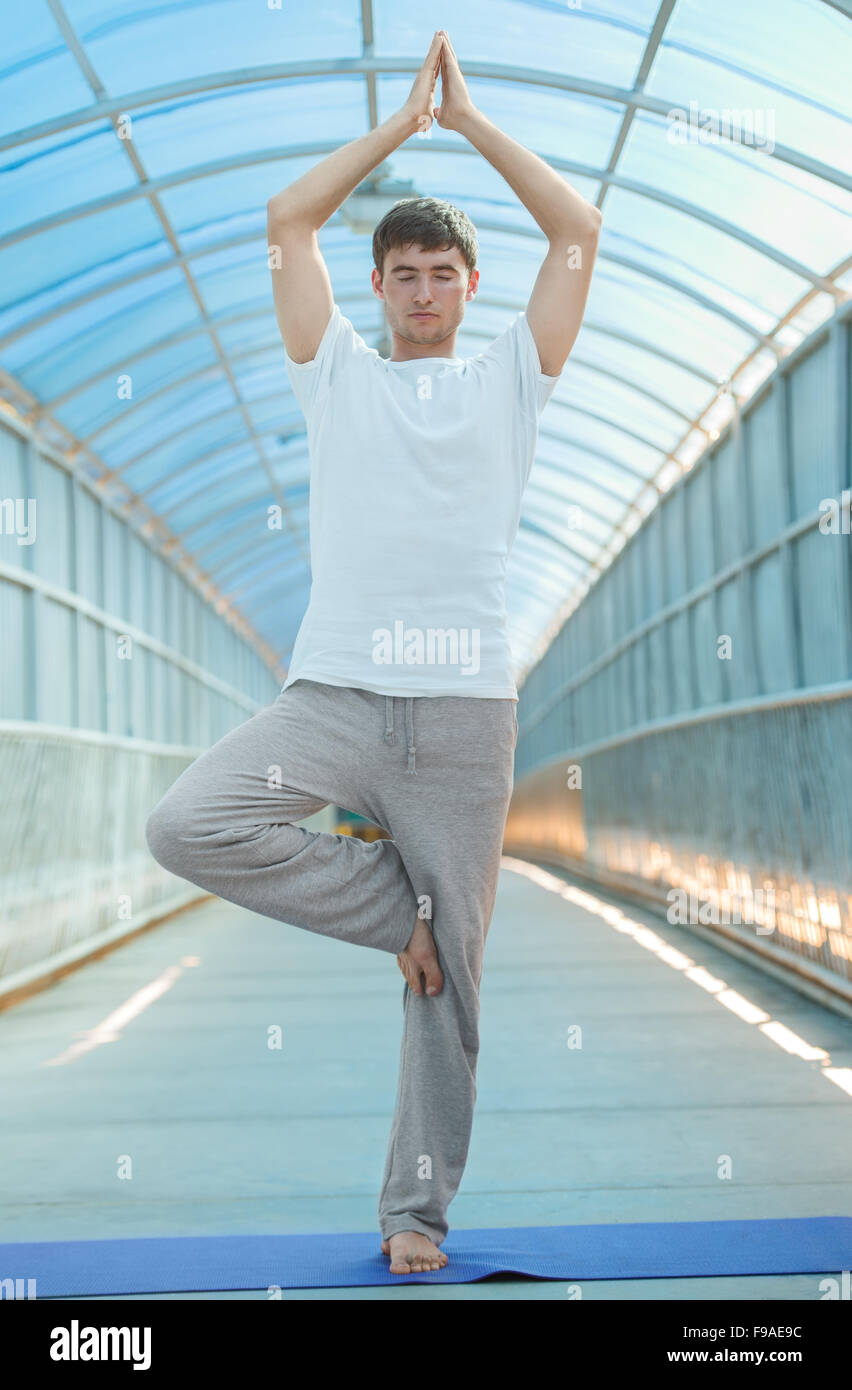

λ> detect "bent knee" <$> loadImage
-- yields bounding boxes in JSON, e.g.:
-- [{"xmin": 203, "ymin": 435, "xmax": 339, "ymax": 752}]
[
  {"xmin": 145, "ymin": 795, "xmax": 271, "ymax": 873},
  {"xmin": 145, "ymin": 796, "xmax": 197, "ymax": 872}
]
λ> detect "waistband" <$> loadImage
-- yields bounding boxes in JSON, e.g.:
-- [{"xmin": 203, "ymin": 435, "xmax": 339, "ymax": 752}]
[{"xmin": 383, "ymin": 695, "xmax": 417, "ymax": 774}]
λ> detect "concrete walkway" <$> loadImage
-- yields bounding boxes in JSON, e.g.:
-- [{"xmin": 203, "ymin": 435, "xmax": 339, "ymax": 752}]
[{"xmin": 2, "ymin": 857, "xmax": 851, "ymax": 1300}]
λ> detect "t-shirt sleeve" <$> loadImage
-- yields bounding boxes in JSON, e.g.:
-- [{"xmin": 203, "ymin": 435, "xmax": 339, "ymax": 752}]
[
  {"xmin": 478, "ymin": 310, "xmax": 562, "ymax": 418},
  {"xmin": 283, "ymin": 303, "xmax": 368, "ymax": 416}
]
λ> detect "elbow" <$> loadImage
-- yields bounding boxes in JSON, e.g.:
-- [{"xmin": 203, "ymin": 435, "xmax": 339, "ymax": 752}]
[
  {"xmin": 267, "ymin": 196, "xmax": 291, "ymax": 226},
  {"xmin": 267, "ymin": 198, "xmax": 317, "ymax": 241},
  {"xmin": 267, "ymin": 195, "xmax": 305, "ymax": 230},
  {"xmin": 549, "ymin": 205, "xmax": 601, "ymax": 251},
  {"xmin": 582, "ymin": 204, "xmax": 602, "ymax": 241}
]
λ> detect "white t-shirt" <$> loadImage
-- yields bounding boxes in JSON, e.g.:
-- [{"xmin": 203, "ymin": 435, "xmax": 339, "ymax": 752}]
[{"xmin": 279, "ymin": 303, "xmax": 561, "ymax": 699}]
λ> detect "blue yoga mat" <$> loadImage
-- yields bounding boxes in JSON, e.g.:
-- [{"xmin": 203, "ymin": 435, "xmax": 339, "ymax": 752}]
[{"xmin": 1, "ymin": 1217, "xmax": 849, "ymax": 1294}]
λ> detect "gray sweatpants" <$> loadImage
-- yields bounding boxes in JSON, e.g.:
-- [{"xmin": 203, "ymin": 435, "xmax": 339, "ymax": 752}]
[{"xmin": 144, "ymin": 678, "xmax": 517, "ymax": 1245}]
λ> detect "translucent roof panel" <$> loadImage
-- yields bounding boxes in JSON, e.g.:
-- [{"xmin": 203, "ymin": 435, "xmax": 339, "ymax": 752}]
[{"xmin": 0, "ymin": 0, "xmax": 849, "ymax": 685}]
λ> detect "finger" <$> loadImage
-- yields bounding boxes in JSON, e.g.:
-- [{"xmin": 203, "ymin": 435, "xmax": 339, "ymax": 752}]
[
  {"xmin": 426, "ymin": 30, "xmax": 443, "ymax": 64},
  {"xmin": 414, "ymin": 32, "xmax": 441, "ymax": 85},
  {"xmin": 441, "ymin": 33, "xmax": 460, "ymax": 69}
]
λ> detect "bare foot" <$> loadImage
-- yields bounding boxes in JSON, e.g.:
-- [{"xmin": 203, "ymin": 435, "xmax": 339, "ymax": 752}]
[
  {"xmin": 397, "ymin": 914, "xmax": 444, "ymax": 996},
  {"xmin": 381, "ymin": 1232, "xmax": 449, "ymax": 1274}
]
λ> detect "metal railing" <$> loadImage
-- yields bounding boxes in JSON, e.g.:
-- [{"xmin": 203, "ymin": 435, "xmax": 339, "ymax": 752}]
[
  {"xmin": 0, "ymin": 722, "xmax": 205, "ymax": 993},
  {"xmin": 510, "ymin": 304, "xmax": 852, "ymax": 1005}
]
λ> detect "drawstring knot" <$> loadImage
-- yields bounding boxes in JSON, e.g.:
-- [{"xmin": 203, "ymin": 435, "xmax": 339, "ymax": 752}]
[{"xmin": 384, "ymin": 695, "xmax": 396, "ymax": 744}]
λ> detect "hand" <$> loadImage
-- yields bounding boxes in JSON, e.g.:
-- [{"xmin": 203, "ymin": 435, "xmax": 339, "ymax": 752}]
[
  {"xmin": 432, "ymin": 32, "xmax": 476, "ymax": 131},
  {"xmin": 401, "ymin": 30, "xmax": 444, "ymax": 134}
]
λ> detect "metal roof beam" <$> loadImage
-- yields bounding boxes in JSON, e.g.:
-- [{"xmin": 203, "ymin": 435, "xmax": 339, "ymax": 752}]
[
  {"xmin": 85, "ymin": 383, "xmax": 665, "ymax": 497},
  {"xmin": 2, "ymin": 143, "xmax": 838, "ymax": 303},
  {"xmin": 39, "ymin": 0, "xmax": 310, "ymax": 579},
  {"xmin": 35, "ymin": 231, "xmax": 780, "ymax": 425},
  {"xmin": 82, "ymin": 329, "xmax": 698, "ymax": 451},
  {"xmin": 2, "ymin": 57, "xmax": 847, "ymax": 194}
]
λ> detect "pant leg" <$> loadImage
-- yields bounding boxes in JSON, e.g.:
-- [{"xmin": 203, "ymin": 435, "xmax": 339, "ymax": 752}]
[
  {"xmin": 359, "ymin": 693, "xmax": 518, "ymax": 1245},
  {"xmin": 144, "ymin": 679, "xmax": 418, "ymax": 956}
]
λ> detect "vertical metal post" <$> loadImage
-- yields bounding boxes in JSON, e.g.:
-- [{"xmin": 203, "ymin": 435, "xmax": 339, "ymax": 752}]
[
  {"xmin": 67, "ymin": 467, "xmax": 80, "ymax": 728},
  {"xmin": 731, "ymin": 391, "xmax": 760, "ymax": 699},
  {"xmin": 708, "ymin": 430, "xmax": 727, "ymax": 704},
  {"xmin": 829, "ymin": 312, "xmax": 852, "ymax": 677},
  {"xmin": 679, "ymin": 478, "xmax": 697, "ymax": 710},
  {"xmin": 660, "ymin": 493, "xmax": 676, "ymax": 721},
  {"xmin": 21, "ymin": 436, "xmax": 38, "ymax": 722},
  {"xmin": 776, "ymin": 369, "xmax": 804, "ymax": 690},
  {"xmin": 637, "ymin": 525, "xmax": 649, "ymax": 727},
  {"xmin": 95, "ymin": 500, "xmax": 107, "ymax": 733},
  {"xmin": 120, "ymin": 528, "xmax": 131, "ymax": 737}
]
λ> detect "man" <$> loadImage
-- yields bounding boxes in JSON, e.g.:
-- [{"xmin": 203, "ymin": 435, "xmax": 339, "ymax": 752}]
[{"xmin": 145, "ymin": 30, "xmax": 600, "ymax": 1276}]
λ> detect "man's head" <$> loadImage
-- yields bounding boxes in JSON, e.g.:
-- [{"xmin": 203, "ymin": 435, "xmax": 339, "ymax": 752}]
[{"xmin": 371, "ymin": 197, "xmax": 479, "ymax": 354}]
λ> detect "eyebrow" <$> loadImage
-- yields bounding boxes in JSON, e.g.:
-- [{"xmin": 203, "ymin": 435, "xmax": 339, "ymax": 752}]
[{"xmin": 388, "ymin": 263, "xmax": 460, "ymax": 274}]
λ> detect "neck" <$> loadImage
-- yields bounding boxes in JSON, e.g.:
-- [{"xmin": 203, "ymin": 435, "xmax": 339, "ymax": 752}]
[{"xmin": 389, "ymin": 326, "xmax": 458, "ymax": 362}]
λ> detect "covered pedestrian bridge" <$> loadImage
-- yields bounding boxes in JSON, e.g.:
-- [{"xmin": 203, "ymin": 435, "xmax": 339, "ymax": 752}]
[{"xmin": 1, "ymin": 0, "xmax": 851, "ymax": 1301}]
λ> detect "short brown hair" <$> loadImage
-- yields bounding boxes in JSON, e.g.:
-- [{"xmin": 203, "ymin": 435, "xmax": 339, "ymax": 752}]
[{"xmin": 372, "ymin": 196, "xmax": 478, "ymax": 282}]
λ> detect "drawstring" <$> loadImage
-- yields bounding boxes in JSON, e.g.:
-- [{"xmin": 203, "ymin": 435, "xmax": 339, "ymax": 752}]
[
  {"xmin": 383, "ymin": 695, "xmax": 416, "ymax": 773},
  {"xmin": 405, "ymin": 697, "xmax": 416, "ymax": 774}
]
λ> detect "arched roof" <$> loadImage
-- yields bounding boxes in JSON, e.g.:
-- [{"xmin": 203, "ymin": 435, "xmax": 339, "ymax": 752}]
[{"xmin": 1, "ymin": 0, "xmax": 850, "ymax": 681}]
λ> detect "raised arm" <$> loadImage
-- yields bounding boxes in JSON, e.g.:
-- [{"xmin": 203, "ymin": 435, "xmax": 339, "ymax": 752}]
[
  {"xmin": 433, "ymin": 31, "xmax": 601, "ymax": 377},
  {"xmin": 266, "ymin": 32, "xmax": 445, "ymax": 364}
]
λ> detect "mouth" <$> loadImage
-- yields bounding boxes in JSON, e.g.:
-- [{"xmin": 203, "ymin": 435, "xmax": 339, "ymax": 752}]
[{"xmin": 411, "ymin": 313, "xmax": 437, "ymax": 319}]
